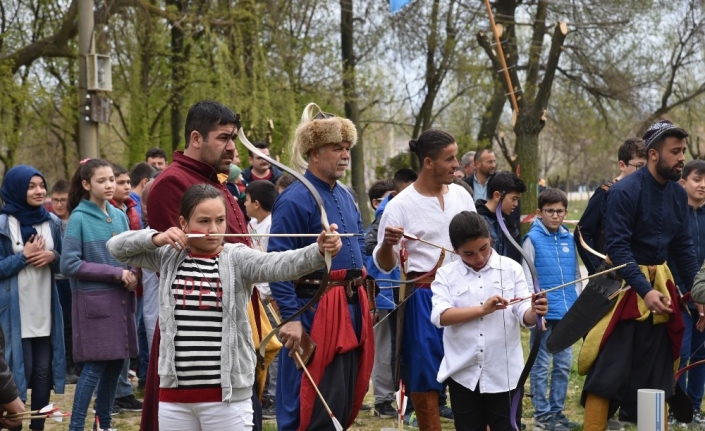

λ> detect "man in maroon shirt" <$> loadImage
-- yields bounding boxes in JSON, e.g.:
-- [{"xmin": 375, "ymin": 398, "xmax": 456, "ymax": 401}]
[
  {"xmin": 147, "ymin": 101, "xmax": 250, "ymax": 239},
  {"xmin": 142, "ymin": 100, "xmax": 256, "ymax": 431}
]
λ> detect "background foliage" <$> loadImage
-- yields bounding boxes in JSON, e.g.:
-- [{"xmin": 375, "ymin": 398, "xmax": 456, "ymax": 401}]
[{"xmin": 2, "ymin": 0, "xmax": 705, "ymax": 220}]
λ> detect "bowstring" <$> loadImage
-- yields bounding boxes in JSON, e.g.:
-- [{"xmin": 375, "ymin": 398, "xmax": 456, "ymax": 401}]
[{"xmin": 499, "ymin": 255, "xmax": 514, "ymax": 426}]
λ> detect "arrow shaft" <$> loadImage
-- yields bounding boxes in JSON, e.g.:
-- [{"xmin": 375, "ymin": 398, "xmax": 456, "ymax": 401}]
[
  {"xmin": 186, "ymin": 233, "xmax": 357, "ymax": 238},
  {"xmin": 509, "ymin": 263, "xmax": 629, "ymax": 304},
  {"xmin": 265, "ymin": 302, "xmax": 343, "ymax": 430}
]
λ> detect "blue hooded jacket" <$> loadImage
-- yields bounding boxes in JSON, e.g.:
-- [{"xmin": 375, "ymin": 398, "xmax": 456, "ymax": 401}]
[{"xmin": 524, "ymin": 218, "xmax": 578, "ymax": 320}]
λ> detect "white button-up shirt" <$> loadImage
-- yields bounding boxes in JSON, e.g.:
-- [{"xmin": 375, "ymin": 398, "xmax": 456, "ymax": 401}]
[{"xmin": 431, "ymin": 250, "xmax": 533, "ymax": 393}]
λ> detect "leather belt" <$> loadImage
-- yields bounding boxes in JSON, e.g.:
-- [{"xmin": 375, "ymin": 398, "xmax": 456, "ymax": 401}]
[
  {"xmin": 295, "ymin": 277, "xmax": 363, "ymax": 300},
  {"xmin": 407, "ymin": 272, "xmax": 435, "ymax": 289}
]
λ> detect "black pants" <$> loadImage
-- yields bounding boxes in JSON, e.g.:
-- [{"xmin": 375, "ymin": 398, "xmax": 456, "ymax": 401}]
[
  {"xmin": 308, "ymin": 350, "xmax": 360, "ymax": 430},
  {"xmin": 582, "ymin": 316, "xmax": 672, "ymax": 423},
  {"xmin": 446, "ymin": 378, "xmax": 521, "ymax": 431}
]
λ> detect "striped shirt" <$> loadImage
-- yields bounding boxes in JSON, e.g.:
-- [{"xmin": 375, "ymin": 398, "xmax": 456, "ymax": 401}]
[{"xmin": 172, "ymin": 254, "xmax": 223, "ymax": 388}]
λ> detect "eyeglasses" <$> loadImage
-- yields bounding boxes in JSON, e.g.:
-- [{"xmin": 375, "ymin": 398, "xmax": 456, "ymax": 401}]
[
  {"xmin": 628, "ymin": 162, "xmax": 645, "ymax": 169},
  {"xmin": 542, "ymin": 209, "xmax": 566, "ymax": 216},
  {"xmin": 51, "ymin": 198, "xmax": 68, "ymax": 205}
]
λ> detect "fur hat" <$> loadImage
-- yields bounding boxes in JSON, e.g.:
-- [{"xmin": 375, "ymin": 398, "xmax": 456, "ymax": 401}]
[{"xmin": 294, "ymin": 115, "xmax": 358, "ymax": 156}]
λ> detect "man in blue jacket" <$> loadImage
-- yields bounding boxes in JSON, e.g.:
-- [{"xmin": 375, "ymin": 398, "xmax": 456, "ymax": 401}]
[{"xmin": 241, "ymin": 141, "xmax": 283, "ymax": 186}]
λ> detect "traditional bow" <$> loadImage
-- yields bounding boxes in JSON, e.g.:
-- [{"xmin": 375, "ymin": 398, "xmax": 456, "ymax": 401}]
[
  {"xmin": 236, "ymin": 126, "xmax": 333, "ymax": 359},
  {"xmin": 496, "ymin": 194, "xmax": 543, "ymax": 431}
]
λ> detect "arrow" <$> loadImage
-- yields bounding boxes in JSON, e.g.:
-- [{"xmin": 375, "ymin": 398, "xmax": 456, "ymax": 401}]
[
  {"xmin": 508, "ymin": 263, "xmax": 630, "ymax": 304},
  {"xmin": 402, "ymin": 232, "xmax": 455, "ymax": 254},
  {"xmin": 186, "ymin": 233, "xmax": 358, "ymax": 238},
  {"xmin": 264, "ymin": 302, "xmax": 343, "ymax": 431}
]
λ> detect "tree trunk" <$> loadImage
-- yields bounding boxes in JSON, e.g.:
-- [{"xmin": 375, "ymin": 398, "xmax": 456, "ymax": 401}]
[
  {"xmin": 514, "ymin": 113, "xmax": 541, "ymax": 234},
  {"xmin": 477, "ymin": 75, "xmax": 507, "ymax": 147},
  {"xmin": 340, "ymin": 0, "xmax": 370, "ymax": 225},
  {"xmin": 168, "ymin": 0, "xmax": 185, "ymax": 153}
]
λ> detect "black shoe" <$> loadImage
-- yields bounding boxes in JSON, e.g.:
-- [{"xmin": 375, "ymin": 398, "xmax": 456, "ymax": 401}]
[
  {"xmin": 114, "ymin": 394, "xmax": 143, "ymax": 412},
  {"xmin": 439, "ymin": 405, "xmax": 454, "ymax": 420},
  {"xmin": 374, "ymin": 401, "xmax": 397, "ymax": 419},
  {"xmin": 66, "ymin": 372, "xmax": 79, "ymax": 384},
  {"xmin": 262, "ymin": 403, "xmax": 276, "ymax": 420},
  {"xmin": 359, "ymin": 403, "xmax": 372, "ymax": 411}
]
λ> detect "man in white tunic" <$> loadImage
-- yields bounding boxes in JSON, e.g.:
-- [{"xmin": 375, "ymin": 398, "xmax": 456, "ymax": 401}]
[{"xmin": 374, "ymin": 129, "xmax": 476, "ymax": 431}]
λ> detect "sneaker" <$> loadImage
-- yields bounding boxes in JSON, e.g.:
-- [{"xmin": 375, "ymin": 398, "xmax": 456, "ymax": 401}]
[
  {"xmin": 113, "ymin": 394, "xmax": 143, "ymax": 412},
  {"xmin": 359, "ymin": 403, "xmax": 372, "ymax": 411},
  {"xmin": 554, "ymin": 412, "xmax": 580, "ymax": 429},
  {"xmin": 403, "ymin": 412, "xmax": 418, "ymax": 428},
  {"xmin": 607, "ymin": 418, "xmax": 625, "ymax": 431},
  {"xmin": 668, "ymin": 412, "xmax": 688, "ymax": 429},
  {"xmin": 534, "ymin": 415, "xmax": 569, "ymax": 431},
  {"xmin": 262, "ymin": 403, "xmax": 276, "ymax": 420},
  {"xmin": 374, "ymin": 401, "xmax": 397, "ymax": 419},
  {"xmin": 439, "ymin": 405, "xmax": 454, "ymax": 420},
  {"xmin": 694, "ymin": 411, "xmax": 705, "ymax": 425},
  {"xmin": 66, "ymin": 372, "xmax": 79, "ymax": 384}
]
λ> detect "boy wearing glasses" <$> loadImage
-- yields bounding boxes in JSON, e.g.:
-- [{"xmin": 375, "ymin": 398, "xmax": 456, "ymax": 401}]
[
  {"xmin": 522, "ymin": 188, "xmax": 581, "ymax": 431},
  {"xmin": 576, "ymin": 138, "xmax": 646, "ymax": 275}
]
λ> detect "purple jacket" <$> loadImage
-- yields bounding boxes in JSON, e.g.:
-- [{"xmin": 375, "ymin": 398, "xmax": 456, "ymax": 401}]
[{"xmin": 60, "ymin": 199, "xmax": 138, "ymax": 362}]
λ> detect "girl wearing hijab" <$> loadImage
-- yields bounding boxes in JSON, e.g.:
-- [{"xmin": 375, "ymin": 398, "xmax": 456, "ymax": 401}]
[{"xmin": 0, "ymin": 165, "xmax": 65, "ymax": 431}]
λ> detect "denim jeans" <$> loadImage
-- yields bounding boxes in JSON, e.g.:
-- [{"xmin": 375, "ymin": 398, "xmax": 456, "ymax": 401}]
[
  {"xmin": 14, "ymin": 337, "xmax": 53, "ymax": 431},
  {"xmin": 529, "ymin": 320, "xmax": 572, "ymax": 419},
  {"xmin": 115, "ymin": 358, "xmax": 133, "ymax": 398},
  {"xmin": 69, "ymin": 359, "xmax": 124, "ymax": 431},
  {"xmin": 678, "ymin": 308, "xmax": 705, "ymax": 411}
]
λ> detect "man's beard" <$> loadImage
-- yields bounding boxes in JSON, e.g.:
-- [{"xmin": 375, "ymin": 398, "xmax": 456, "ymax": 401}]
[
  {"xmin": 656, "ymin": 157, "xmax": 682, "ymax": 182},
  {"xmin": 480, "ymin": 166, "xmax": 495, "ymax": 176}
]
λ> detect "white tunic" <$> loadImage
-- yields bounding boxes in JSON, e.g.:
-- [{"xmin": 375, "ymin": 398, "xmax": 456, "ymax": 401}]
[
  {"xmin": 10, "ymin": 217, "xmax": 53, "ymax": 338},
  {"xmin": 249, "ymin": 214, "xmax": 272, "ymax": 297},
  {"xmin": 373, "ymin": 183, "xmax": 476, "ymax": 273},
  {"xmin": 430, "ymin": 251, "xmax": 533, "ymax": 392}
]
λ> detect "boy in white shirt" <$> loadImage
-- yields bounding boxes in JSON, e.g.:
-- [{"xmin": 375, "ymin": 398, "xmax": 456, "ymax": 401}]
[
  {"xmin": 430, "ymin": 211, "xmax": 548, "ymax": 431},
  {"xmin": 244, "ymin": 180, "xmax": 276, "ymax": 262}
]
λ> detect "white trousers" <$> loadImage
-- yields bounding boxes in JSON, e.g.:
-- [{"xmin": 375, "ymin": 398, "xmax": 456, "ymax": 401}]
[{"xmin": 158, "ymin": 400, "xmax": 253, "ymax": 431}]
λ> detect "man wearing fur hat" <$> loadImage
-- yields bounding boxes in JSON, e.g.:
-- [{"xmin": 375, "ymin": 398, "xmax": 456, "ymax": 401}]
[
  {"xmin": 267, "ymin": 104, "xmax": 374, "ymax": 431},
  {"xmin": 580, "ymin": 120, "xmax": 699, "ymax": 430}
]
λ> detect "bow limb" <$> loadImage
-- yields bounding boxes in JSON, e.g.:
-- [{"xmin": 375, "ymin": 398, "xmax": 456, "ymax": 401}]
[
  {"xmin": 575, "ymin": 226, "xmax": 607, "ymax": 261},
  {"xmin": 237, "ymin": 128, "xmax": 333, "ymax": 359},
  {"xmin": 497, "ymin": 195, "xmax": 543, "ymax": 431}
]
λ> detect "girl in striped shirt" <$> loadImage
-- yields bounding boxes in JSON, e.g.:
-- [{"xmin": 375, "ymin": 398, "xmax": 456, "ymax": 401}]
[{"xmin": 106, "ymin": 184, "xmax": 341, "ymax": 431}]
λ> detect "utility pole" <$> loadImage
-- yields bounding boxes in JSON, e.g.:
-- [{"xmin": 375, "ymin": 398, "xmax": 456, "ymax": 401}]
[{"xmin": 78, "ymin": 0, "xmax": 99, "ymax": 159}]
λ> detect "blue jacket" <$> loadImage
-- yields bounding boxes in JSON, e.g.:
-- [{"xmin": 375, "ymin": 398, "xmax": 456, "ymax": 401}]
[
  {"xmin": 669, "ymin": 204, "xmax": 705, "ymax": 306},
  {"xmin": 241, "ymin": 165, "xmax": 284, "ymax": 186},
  {"xmin": 0, "ymin": 213, "xmax": 66, "ymax": 400},
  {"xmin": 364, "ymin": 194, "xmax": 396, "ymax": 310},
  {"xmin": 524, "ymin": 218, "xmax": 577, "ymax": 321}
]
